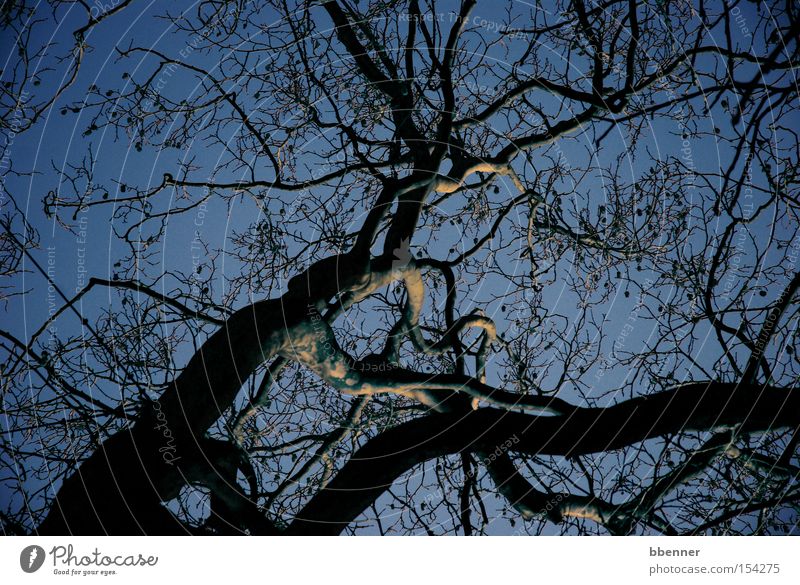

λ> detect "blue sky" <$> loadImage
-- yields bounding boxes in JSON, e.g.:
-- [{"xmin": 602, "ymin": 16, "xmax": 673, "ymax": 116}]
[{"xmin": 2, "ymin": 0, "xmax": 798, "ymax": 534}]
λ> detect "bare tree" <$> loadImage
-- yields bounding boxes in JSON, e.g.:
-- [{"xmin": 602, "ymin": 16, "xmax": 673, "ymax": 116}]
[{"xmin": 1, "ymin": 0, "xmax": 799, "ymax": 535}]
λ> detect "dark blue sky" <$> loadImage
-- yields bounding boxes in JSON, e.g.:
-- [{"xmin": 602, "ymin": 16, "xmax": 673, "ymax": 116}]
[{"xmin": 2, "ymin": 0, "xmax": 797, "ymax": 534}]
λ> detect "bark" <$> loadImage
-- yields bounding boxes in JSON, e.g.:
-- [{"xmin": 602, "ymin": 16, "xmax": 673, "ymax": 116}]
[
  {"xmin": 287, "ymin": 382, "xmax": 800, "ymax": 534},
  {"xmin": 37, "ymin": 297, "xmax": 305, "ymax": 534}
]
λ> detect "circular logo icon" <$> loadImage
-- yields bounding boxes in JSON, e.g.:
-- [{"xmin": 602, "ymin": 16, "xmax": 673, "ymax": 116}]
[{"xmin": 20, "ymin": 545, "xmax": 46, "ymax": 573}]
